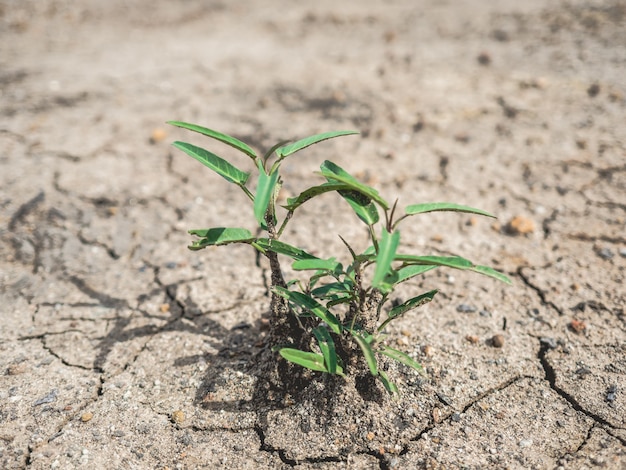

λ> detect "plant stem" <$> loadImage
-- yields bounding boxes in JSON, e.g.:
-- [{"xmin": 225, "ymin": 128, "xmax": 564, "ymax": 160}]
[{"xmin": 276, "ymin": 210, "xmax": 294, "ymax": 239}]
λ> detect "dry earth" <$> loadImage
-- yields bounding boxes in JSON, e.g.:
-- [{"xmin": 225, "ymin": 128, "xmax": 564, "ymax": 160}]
[{"xmin": 1, "ymin": 0, "xmax": 625, "ymax": 468}]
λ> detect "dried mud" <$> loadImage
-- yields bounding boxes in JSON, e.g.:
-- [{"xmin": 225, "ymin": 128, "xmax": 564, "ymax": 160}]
[{"xmin": 1, "ymin": 0, "xmax": 625, "ymax": 468}]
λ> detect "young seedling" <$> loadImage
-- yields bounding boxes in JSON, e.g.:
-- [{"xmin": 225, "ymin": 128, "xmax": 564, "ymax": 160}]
[{"xmin": 168, "ymin": 120, "xmax": 510, "ymax": 393}]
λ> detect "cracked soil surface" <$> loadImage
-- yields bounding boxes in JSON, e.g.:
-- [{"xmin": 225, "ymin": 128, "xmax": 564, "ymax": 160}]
[{"xmin": 1, "ymin": 0, "xmax": 625, "ymax": 468}]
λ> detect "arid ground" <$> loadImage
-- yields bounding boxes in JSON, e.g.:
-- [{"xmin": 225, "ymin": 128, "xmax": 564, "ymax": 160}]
[{"xmin": 1, "ymin": 0, "xmax": 625, "ymax": 468}]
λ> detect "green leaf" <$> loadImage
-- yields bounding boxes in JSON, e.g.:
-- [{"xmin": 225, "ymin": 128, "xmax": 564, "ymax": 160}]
[
  {"xmin": 171, "ymin": 141, "xmax": 250, "ymax": 186},
  {"xmin": 471, "ymin": 265, "xmax": 512, "ymax": 284},
  {"xmin": 337, "ymin": 189, "xmax": 380, "ymax": 225},
  {"xmin": 276, "ymin": 130, "xmax": 359, "ymax": 158},
  {"xmin": 320, "ymin": 160, "xmax": 389, "ymax": 209},
  {"xmin": 351, "ymin": 331, "xmax": 378, "ymax": 376},
  {"xmin": 279, "ymin": 348, "xmax": 328, "ymax": 373},
  {"xmin": 312, "ymin": 326, "xmax": 342, "ymax": 375},
  {"xmin": 253, "ymin": 238, "xmax": 317, "ymax": 261},
  {"xmin": 283, "ymin": 182, "xmax": 350, "ymax": 211},
  {"xmin": 187, "ymin": 227, "xmax": 253, "ymax": 250},
  {"xmin": 377, "ymin": 265, "xmax": 438, "ymax": 293},
  {"xmin": 379, "ymin": 346, "xmax": 426, "ymax": 376},
  {"xmin": 254, "ymin": 161, "xmax": 279, "ymax": 228},
  {"xmin": 167, "ymin": 121, "xmax": 257, "ymax": 159},
  {"xmin": 404, "ymin": 202, "xmax": 495, "ymax": 219},
  {"xmin": 311, "ymin": 281, "xmax": 353, "ymax": 298},
  {"xmin": 378, "ymin": 370, "xmax": 398, "ymax": 394},
  {"xmin": 292, "ymin": 258, "xmax": 342, "ymax": 272},
  {"xmin": 394, "ymin": 255, "xmax": 474, "ymax": 270},
  {"xmin": 391, "ymin": 264, "xmax": 438, "ymax": 283},
  {"xmin": 372, "ymin": 229, "xmax": 400, "ymax": 288},
  {"xmin": 263, "ymin": 139, "xmax": 291, "ymax": 162},
  {"xmin": 272, "ymin": 287, "xmax": 342, "ymax": 334},
  {"xmin": 377, "ymin": 289, "xmax": 438, "ymax": 332},
  {"xmin": 388, "ymin": 290, "xmax": 438, "ymax": 319}
]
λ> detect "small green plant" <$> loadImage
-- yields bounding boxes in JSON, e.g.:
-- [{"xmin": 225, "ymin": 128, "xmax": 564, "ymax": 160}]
[{"xmin": 168, "ymin": 120, "xmax": 510, "ymax": 393}]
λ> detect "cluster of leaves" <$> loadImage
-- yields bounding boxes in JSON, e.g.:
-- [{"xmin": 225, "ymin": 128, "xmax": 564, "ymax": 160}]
[{"xmin": 168, "ymin": 121, "xmax": 510, "ymax": 393}]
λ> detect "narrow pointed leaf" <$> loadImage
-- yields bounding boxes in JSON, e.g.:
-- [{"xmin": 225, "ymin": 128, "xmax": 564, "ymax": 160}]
[
  {"xmin": 311, "ymin": 281, "xmax": 353, "ymax": 298},
  {"xmin": 279, "ymin": 349, "xmax": 328, "ymax": 373},
  {"xmin": 471, "ymin": 265, "xmax": 512, "ymax": 284},
  {"xmin": 337, "ymin": 189, "xmax": 379, "ymax": 225},
  {"xmin": 392, "ymin": 264, "xmax": 438, "ymax": 283},
  {"xmin": 352, "ymin": 332, "xmax": 378, "ymax": 376},
  {"xmin": 320, "ymin": 160, "xmax": 389, "ymax": 209},
  {"xmin": 187, "ymin": 227, "xmax": 253, "ymax": 250},
  {"xmin": 378, "ymin": 370, "xmax": 398, "ymax": 394},
  {"xmin": 312, "ymin": 326, "xmax": 341, "ymax": 375},
  {"xmin": 276, "ymin": 130, "xmax": 359, "ymax": 158},
  {"xmin": 405, "ymin": 202, "xmax": 495, "ymax": 218},
  {"xmin": 167, "ymin": 121, "xmax": 257, "ymax": 159},
  {"xmin": 389, "ymin": 290, "xmax": 438, "ymax": 318},
  {"xmin": 254, "ymin": 162, "xmax": 279, "ymax": 227},
  {"xmin": 292, "ymin": 258, "xmax": 342, "ymax": 272},
  {"xmin": 283, "ymin": 182, "xmax": 351, "ymax": 211},
  {"xmin": 373, "ymin": 229, "xmax": 400, "ymax": 288},
  {"xmin": 263, "ymin": 139, "xmax": 291, "ymax": 162},
  {"xmin": 378, "ymin": 265, "xmax": 438, "ymax": 293},
  {"xmin": 272, "ymin": 287, "xmax": 342, "ymax": 334},
  {"xmin": 394, "ymin": 255, "xmax": 474, "ymax": 270},
  {"xmin": 254, "ymin": 238, "xmax": 317, "ymax": 261},
  {"xmin": 380, "ymin": 346, "xmax": 426, "ymax": 375},
  {"xmin": 172, "ymin": 141, "xmax": 250, "ymax": 185}
]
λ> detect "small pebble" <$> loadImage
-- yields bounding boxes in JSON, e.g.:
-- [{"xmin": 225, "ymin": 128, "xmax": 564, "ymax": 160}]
[
  {"xmin": 81, "ymin": 412, "xmax": 93, "ymax": 422},
  {"xmin": 540, "ymin": 337, "xmax": 558, "ymax": 349},
  {"xmin": 465, "ymin": 335, "xmax": 479, "ymax": 344},
  {"xmin": 149, "ymin": 128, "xmax": 167, "ymax": 144},
  {"xmin": 587, "ymin": 83, "xmax": 600, "ymax": 98},
  {"xmin": 519, "ymin": 439, "xmax": 533, "ymax": 448},
  {"xmin": 477, "ymin": 51, "xmax": 491, "ymax": 66},
  {"xmin": 619, "ymin": 248, "xmax": 626, "ymax": 258},
  {"xmin": 451, "ymin": 412, "xmax": 461, "ymax": 422},
  {"xmin": 504, "ymin": 215, "xmax": 535, "ymax": 235},
  {"xmin": 596, "ymin": 247, "xmax": 614, "ymax": 260},
  {"xmin": 7, "ymin": 363, "xmax": 27, "ymax": 375},
  {"xmin": 34, "ymin": 390, "xmax": 58, "ymax": 406},
  {"xmin": 606, "ymin": 385, "xmax": 617, "ymax": 403},
  {"xmin": 457, "ymin": 304, "xmax": 476, "ymax": 313},
  {"xmin": 491, "ymin": 334, "xmax": 505, "ymax": 348},
  {"xmin": 575, "ymin": 366, "xmax": 591, "ymax": 376},
  {"xmin": 171, "ymin": 410, "xmax": 185, "ymax": 424},
  {"xmin": 569, "ymin": 319, "xmax": 586, "ymax": 334},
  {"xmin": 366, "ymin": 432, "xmax": 375, "ymax": 441}
]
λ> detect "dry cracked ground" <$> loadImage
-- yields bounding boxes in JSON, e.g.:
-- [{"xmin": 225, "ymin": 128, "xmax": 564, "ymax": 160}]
[{"xmin": 1, "ymin": 0, "xmax": 625, "ymax": 468}]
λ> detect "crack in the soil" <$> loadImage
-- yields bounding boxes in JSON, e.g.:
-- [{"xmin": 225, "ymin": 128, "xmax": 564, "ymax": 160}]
[
  {"xmin": 8, "ymin": 191, "xmax": 45, "ymax": 231},
  {"xmin": 537, "ymin": 341, "xmax": 626, "ymax": 445},
  {"xmin": 407, "ymin": 375, "xmax": 524, "ymax": 449},
  {"xmin": 23, "ymin": 355, "xmax": 105, "ymax": 467},
  {"xmin": 77, "ymin": 231, "xmax": 120, "ymax": 260},
  {"xmin": 516, "ymin": 266, "xmax": 564, "ymax": 316},
  {"xmin": 567, "ymin": 232, "xmax": 626, "ymax": 245},
  {"xmin": 253, "ymin": 425, "xmax": 386, "ymax": 468}
]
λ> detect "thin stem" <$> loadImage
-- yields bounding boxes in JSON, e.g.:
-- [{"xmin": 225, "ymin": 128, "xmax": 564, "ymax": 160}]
[
  {"xmin": 388, "ymin": 199, "xmax": 399, "ymax": 232},
  {"xmin": 276, "ymin": 210, "xmax": 294, "ymax": 239},
  {"xmin": 391, "ymin": 213, "xmax": 408, "ymax": 231},
  {"xmin": 368, "ymin": 225, "xmax": 379, "ymax": 253},
  {"xmin": 240, "ymin": 184, "xmax": 255, "ymax": 202}
]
